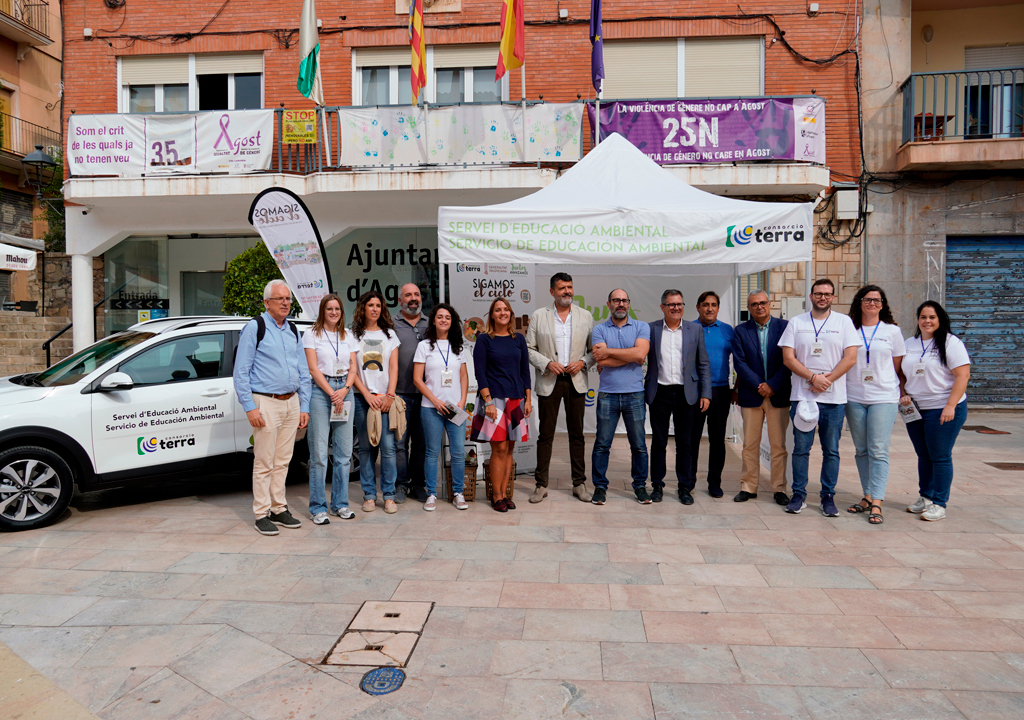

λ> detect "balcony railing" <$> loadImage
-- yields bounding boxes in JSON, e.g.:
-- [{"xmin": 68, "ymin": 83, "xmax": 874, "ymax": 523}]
[
  {"xmin": 0, "ymin": 112, "xmax": 60, "ymax": 157},
  {"xmin": 0, "ymin": 0, "xmax": 50, "ymax": 39},
  {"xmin": 901, "ymin": 67, "xmax": 1024, "ymax": 144}
]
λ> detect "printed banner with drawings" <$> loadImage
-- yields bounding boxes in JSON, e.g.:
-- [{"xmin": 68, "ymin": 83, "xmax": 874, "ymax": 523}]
[
  {"xmin": 338, "ymin": 103, "xmax": 582, "ymax": 167},
  {"xmin": 248, "ymin": 188, "xmax": 332, "ymax": 318},
  {"xmin": 68, "ymin": 110, "xmax": 274, "ymax": 176}
]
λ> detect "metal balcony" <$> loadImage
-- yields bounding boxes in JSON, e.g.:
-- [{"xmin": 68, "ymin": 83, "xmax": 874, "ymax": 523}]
[
  {"xmin": 0, "ymin": 0, "xmax": 51, "ymax": 45},
  {"xmin": 901, "ymin": 67, "xmax": 1024, "ymax": 144},
  {"xmin": 0, "ymin": 112, "xmax": 60, "ymax": 157}
]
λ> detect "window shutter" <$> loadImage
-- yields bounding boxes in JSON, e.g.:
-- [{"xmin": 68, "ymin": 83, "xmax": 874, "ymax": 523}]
[
  {"xmin": 195, "ymin": 53, "xmax": 264, "ymax": 75},
  {"xmin": 965, "ymin": 45, "xmax": 1024, "ymax": 70},
  {"xmin": 121, "ymin": 55, "xmax": 189, "ymax": 85},
  {"xmin": 601, "ymin": 40, "xmax": 678, "ymax": 99},
  {"xmin": 433, "ymin": 45, "xmax": 499, "ymax": 69},
  {"xmin": 355, "ymin": 47, "xmax": 412, "ymax": 68},
  {"xmin": 684, "ymin": 37, "xmax": 762, "ymax": 97}
]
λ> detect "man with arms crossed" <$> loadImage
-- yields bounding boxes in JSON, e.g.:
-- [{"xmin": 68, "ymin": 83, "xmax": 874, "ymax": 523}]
[
  {"xmin": 590, "ymin": 289, "xmax": 651, "ymax": 505},
  {"xmin": 527, "ymin": 272, "xmax": 594, "ymax": 503},
  {"xmin": 234, "ymin": 279, "xmax": 311, "ymax": 535},
  {"xmin": 393, "ymin": 283, "xmax": 429, "ymax": 502},
  {"xmin": 779, "ymin": 278, "xmax": 861, "ymax": 516},
  {"xmin": 732, "ymin": 290, "xmax": 792, "ymax": 504}
]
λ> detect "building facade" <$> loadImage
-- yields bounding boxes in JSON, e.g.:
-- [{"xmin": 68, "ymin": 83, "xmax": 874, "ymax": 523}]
[{"xmin": 62, "ymin": 1, "xmax": 863, "ymax": 352}]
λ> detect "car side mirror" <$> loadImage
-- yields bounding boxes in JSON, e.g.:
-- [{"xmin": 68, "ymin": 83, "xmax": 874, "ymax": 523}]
[{"xmin": 99, "ymin": 372, "xmax": 134, "ymax": 391}]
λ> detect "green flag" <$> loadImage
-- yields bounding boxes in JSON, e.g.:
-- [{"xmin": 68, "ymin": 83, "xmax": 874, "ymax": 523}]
[{"xmin": 297, "ymin": 0, "xmax": 324, "ymax": 105}]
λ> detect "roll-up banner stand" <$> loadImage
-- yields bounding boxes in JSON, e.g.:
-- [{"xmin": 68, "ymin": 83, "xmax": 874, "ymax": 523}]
[{"xmin": 248, "ymin": 187, "xmax": 332, "ymax": 318}]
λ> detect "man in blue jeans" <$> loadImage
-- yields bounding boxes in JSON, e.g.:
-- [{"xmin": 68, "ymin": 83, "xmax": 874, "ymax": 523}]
[
  {"xmin": 778, "ymin": 279, "xmax": 861, "ymax": 516},
  {"xmin": 590, "ymin": 288, "xmax": 651, "ymax": 505}
]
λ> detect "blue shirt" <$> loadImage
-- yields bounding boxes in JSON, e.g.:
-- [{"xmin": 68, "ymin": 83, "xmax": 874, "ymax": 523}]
[
  {"xmin": 233, "ymin": 312, "xmax": 312, "ymax": 413},
  {"xmin": 592, "ymin": 317, "xmax": 651, "ymax": 394},
  {"xmin": 473, "ymin": 333, "xmax": 532, "ymax": 399},
  {"xmin": 693, "ymin": 319, "xmax": 734, "ymax": 387},
  {"xmin": 757, "ymin": 320, "xmax": 771, "ymax": 379}
]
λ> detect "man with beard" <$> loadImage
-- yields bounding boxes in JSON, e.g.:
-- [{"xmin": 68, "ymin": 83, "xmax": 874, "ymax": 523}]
[
  {"xmin": 590, "ymin": 288, "xmax": 651, "ymax": 505},
  {"xmin": 526, "ymin": 272, "xmax": 595, "ymax": 503},
  {"xmin": 393, "ymin": 283, "xmax": 429, "ymax": 502}
]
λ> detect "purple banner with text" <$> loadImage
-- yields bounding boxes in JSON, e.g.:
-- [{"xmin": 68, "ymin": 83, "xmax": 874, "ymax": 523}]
[{"xmin": 587, "ymin": 97, "xmax": 825, "ymax": 165}]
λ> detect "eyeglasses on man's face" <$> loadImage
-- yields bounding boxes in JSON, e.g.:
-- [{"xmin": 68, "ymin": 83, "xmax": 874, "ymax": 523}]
[
  {"xmin": 610, "ymin": 298, "xmax": 631, "ymax": 305},
  {"xmin": 861, "ymin": 297, "xmax": 883, "ymax": 305},
  {"xmin": 811, "ymin": 292, "xmax": 834, "ymax": 299},
  {"xmin": 267, "ymin": 296, "xmax": 291, "ymax": 303},
  {"xmin": 662, "ymin": 303, "xmax": 684, "ymax": 310},
  {"xmin": 748, "ymin": 301, "xmax": 769, "ymax": 308}
]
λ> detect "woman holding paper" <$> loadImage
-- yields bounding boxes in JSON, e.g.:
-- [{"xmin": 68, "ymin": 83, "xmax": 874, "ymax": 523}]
[
  {"xmin": 413, "ymin": 303, "xmax": 470, "ymax": 512},
  {"xmin": 303, "ymin": 294, "xmax": 358, "ymax": 525},
  {"xmin": 898, "ymin": 300, "xmax": 971, "ymax": 522},
  {"xmin": 471, "ymin": 297, "xmax": 532, "ymax": 512},
  {"xmin": 844, "ymin": 285, "xmax": 906, "ymax": 525}
]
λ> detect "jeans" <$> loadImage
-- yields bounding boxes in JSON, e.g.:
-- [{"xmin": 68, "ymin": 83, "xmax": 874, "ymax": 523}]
[
  {"xmin": 421, "ymin": 405, "xmax": 465, "ymax": 497},
  {"xmin": 905, "ymin": 401, "xmax": 967, "ymax": 508},
  {"xmin": 354, "ymin": 394, "xmax": 397, "ymax": 501},
  {"xmin": 691, "ymin": 385, "xmax": 731, "ymax": 487},
  {"xmin": 844, "ymin": 401, "xmax": 898, "ymax": 501},
  {"xmin": 535, "ymin": 375, "xmax": 587, "ymax": 488},
  {"xmin": 307, "ymin": 379, "xmax": 355, "ymax": 515},
  {"xmin": 650, "ymin": 384, "xmax": 697, "ymax": 493},
  {"xmin": 592, "ymin": 391, "xmax": 648, "ymax": 491},
  {"xmin": 789, "ymin": 401, "xmax": 845, "ymax": 500},
  {"xmin": 396, "ymin": 392, "xmax": 426, "ymax": 493}
]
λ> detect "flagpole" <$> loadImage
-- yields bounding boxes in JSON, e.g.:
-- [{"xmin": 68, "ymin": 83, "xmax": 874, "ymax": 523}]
[
  {"xmin": 319, "ymin": 106, "xmax": 331, "ymax": 167},
  {"xmin": 595, "ymin": 81, "xmax": 601, "ymax": 145}
]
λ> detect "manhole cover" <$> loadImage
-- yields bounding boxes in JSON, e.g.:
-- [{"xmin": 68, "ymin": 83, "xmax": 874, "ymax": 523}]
[
  {"xmin": 360, "ymin": 667, "xmax": 406, "ymax": 695},
  {"xmin": 985, "ymin": 462, "xmax": 1024, "ymax": 471},
  {"xmin": 964, "ymin": 425, "xmax": 1011, "ymax": 435}
]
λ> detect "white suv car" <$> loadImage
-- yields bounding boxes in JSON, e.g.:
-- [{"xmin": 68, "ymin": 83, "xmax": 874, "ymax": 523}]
[{"xmin": 0, "ymin": 316, "xmax": 311, "ymax": 531}]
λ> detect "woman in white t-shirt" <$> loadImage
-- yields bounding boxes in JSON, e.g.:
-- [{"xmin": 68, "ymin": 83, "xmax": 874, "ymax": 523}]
[
  {"xmin": 898, "ymin": 300, "xmax": 971, "ymax": 522},
  {"xmin": 351, "ymin": 291, "xmax": 403, "ymax": 514},
  {"xmin": 844, "ymin": 285, "xmax": 906, "ymax": 525},
  {"xmin": 413, "ymin": 303, "xmax": 470, "ymax": 512},
  {"xmin": 303, "ymin": 294, "xmax": 359, "ymax": 525}
]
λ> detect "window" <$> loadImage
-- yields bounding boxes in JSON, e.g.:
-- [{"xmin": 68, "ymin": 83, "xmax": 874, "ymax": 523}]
[
  {"xmin": 739, "ymin": 271, "xmax": 768, "ymax": 322},
  {"xmin": 601, "ymin": 37, "xmax": 763, "ymax": 99},
  {"xmin": 353, "ymin": 45, "xmax": 506, "ymax": 105},
  {"xmin": 119, "ymin": 334, "xmax": 227, "ymax": 385},
  {"xmin": 120, "ymin": 54, "xmax": 264, "ymax": 113}
]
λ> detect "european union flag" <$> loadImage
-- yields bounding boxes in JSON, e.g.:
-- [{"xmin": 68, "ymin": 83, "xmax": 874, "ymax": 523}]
[{"xmin": 590, "ymin": 0, "xmax": 604, "ymax": 93}]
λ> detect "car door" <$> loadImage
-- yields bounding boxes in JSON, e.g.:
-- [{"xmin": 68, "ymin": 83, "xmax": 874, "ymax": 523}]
[{"xmin": 91, "ymin": 332, "xmax": 236, "ymax": 474}]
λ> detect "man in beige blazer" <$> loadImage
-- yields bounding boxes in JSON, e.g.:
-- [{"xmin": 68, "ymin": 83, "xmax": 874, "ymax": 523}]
[{"xmin": 526, "ymin": 272, "xmax": 595, "ymax": 503}]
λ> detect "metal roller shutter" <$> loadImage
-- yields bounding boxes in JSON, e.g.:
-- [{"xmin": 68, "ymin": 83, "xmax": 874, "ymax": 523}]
[
  {"xmin": 355, "ymin": 47, "xmax": 412, "ymax": 68},
  {"xmin": 602, "ymin": 40, "xmax": 678, "ymax": 99},
  {"xmin": 433, "ymin": 45, "xmax": 498, "ymax": 69},
  {"xmin": 121, "ymin": 56, "xmax": 189, "ymax": 85},
  {"xmin": 945, "ymin": 235, "xmax": 1024, "ymax": 405},
  {"xmin": 194, "ymin": 53, "xmax": 263, "ymax": 75},
  {"xmin": 685, "ymin": 37, "xmax": 763, "ymax": 97}
]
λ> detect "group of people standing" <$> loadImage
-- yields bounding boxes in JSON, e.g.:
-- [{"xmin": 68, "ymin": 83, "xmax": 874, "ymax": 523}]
[{"xmin": 233, "ymin": 273, "xmax": 971, "ymax": 536}]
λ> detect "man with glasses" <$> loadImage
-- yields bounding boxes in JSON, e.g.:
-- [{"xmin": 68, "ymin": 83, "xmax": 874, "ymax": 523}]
[
  {"xmin": 779, "ymin": 278, "xmax": 861, "ymax": 516},
  {"xmin": 691, "ymin": 291, "xmax": 734, "ymax": 499},
  {"xmin": 645, "ymin": 290, "xmax": 711, "ymax": 504},
  {"xmin": 732, "ymin": 290, "xmax": 792, "ymax": 504},
  {"xmin": 234, "ymin": 279, "xmax": 311, "ymax": 535},
  {"xmin": 590, "ymin": 289, "xmax": 651, "ymax": 505}
]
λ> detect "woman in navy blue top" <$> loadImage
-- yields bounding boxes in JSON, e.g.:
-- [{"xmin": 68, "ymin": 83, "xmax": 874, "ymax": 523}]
[{"xmin": 471, "ymin": 297, "xmax": 532, "ymax": 511}]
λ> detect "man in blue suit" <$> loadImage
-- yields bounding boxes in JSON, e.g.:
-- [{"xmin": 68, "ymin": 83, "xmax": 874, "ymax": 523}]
[
  {"xmin": 731, "ymin": 290, "xmax": 792, "ymax": 505},
  {"xmin": 646, "ymin": 290, "xmax": 711, "ymax": 505}
]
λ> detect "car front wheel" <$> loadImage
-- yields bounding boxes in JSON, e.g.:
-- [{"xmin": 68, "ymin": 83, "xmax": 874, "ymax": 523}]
[{"xmin": 0, "ymin": 446, "xmax": 75, "ymax": 531}]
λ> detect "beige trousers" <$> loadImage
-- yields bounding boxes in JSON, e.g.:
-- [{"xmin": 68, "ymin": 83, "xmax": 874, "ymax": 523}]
[
  {"xmin": 740, "ymin": 398, "xmax": 789, "ymax": 494},
  {"xmin": 252, "ymin": 394, "xmax": 300, "ymax": 519}
]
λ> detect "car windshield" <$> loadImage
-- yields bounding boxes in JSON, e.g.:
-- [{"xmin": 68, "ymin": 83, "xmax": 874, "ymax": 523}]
[{"xmin": 33, "ymin": 332, "xmax": 156, "ymax": 387}]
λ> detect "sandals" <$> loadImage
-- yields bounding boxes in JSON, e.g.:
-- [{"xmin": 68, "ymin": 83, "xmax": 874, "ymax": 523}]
[
  {"xmin": 868, "ymin": 502, "xmax": 884, "ymax": 524},
  {"xmin": 848, "ymin": 497, "xmax": 871, "ymax": 514}
]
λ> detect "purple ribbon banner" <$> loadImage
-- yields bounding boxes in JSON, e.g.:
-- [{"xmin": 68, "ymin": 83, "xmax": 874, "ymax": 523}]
[{"xmin": 587, "ymin": 97, "xmax": 825, "ymax": 165}]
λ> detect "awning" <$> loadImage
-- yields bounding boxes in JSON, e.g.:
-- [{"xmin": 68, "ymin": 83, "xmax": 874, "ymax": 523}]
[
  {"xmin": 0, "ymin": 242, "xmax": 38, "ymax": 271},
  {"xmin": 0, "ymin": 233, "xmax": 44, "ymax": 251}
]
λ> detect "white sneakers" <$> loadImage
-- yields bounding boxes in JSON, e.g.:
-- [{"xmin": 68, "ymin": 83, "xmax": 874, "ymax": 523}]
[
  {"xmin": 331, "ymin": 507, "xmax": 356, "ymax": 520},
  {"xmin": 907, "ymin": 496, "xmax": 933, "ymax": 514},
  {"xmin": 311, "ymin": 512, "xmax": 330, "ymax": 525},
  {"xmin": 922, "ymin": 504, "xmax": 946, "ymax": 521},
  {"xmin": 453, "ymin": 493, "xmax": 468, "ymax": 510},
  {"xmin": 424, "ymin": 495, "xmax": 437, "ymax": 512}
]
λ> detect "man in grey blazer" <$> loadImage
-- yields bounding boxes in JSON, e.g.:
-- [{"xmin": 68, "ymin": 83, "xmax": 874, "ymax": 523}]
[
  {"xmin": 526, "ymin": 272, "xmax": 595, "ymax": 503},
  {"xmin": 645, "ymin": 289, "xmax": 712, "ymax": 504}
]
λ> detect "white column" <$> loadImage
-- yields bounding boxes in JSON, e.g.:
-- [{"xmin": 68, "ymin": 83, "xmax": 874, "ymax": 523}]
[{"xmin": 72, "ymin": 254, "xmax": 95, "ymax": 351}]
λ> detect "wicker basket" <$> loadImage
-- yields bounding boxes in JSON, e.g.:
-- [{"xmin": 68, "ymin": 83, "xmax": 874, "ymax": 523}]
[
  {"xmin": 483, "ymin": 459, "xmax": 516, "ymax": 502},
  {"xmin": 443, "ymin": 459, "xmax": 477, "ymax": 502}
]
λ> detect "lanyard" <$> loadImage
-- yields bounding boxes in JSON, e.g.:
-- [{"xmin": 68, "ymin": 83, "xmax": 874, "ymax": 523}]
[
  {"xmin": 860, "ymin": 323, "xmax": 879, "ymax": 364},
  {"xmin": 920, "ymin": 336, "xmax": 934, "ymax": 359},
  {"xmin": 438, "ymin": 340, "xmax": 451, "ymax": 369},
  {"xmin": 327, "ymin": 329, "xmax": 340, "ymax": 358},
  {"xmin": 810, "ymin": 312, "xmax": 830, "ymax": 341}
]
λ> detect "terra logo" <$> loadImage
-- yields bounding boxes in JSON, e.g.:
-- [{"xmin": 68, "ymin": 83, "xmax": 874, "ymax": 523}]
[
  {"xmin": 137, "ymin": 437, "xmax": 159, "ymax": 455},
  {"xmin": 456, "ymin": 263, "xmax": 481, "ymax": 273},
  {"xmin": 296, "ymin": 279, "xmax": 323, "ymax": 290},
  {"xmin": 726, "ymin": 225, "xmax": 754, "ymax": 247}
]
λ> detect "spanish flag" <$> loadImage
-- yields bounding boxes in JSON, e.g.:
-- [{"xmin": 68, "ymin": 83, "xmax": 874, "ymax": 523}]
[
  {"xmin": 409, "ymin": 0, "xmax": 427, "ymax": 103},
  {"xmin": 496, "ymin": 0, "xmax": 524, "ymax": 81}
]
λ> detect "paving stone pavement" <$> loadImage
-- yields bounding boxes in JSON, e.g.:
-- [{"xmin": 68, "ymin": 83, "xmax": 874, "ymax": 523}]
[{"xmin": 2, "ymin": 411, "xmax": 1024, "ymax": 719}]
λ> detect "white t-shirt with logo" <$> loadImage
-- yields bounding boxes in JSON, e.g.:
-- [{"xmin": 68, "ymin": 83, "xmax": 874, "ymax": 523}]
[
  {"xmin": 302, "ymin": 327, "xmax": 359, "ymax": 377},
  {"xmin": 846, "ymin": 322, "xmax": 906, "ymax": 404},
  {"xmin": 413, "ymin": 339, "xmax": 469, "ymax": 408},
  {"xmin": 903, "ymin": 333, "xmax": 971, "ymax": 410},
  {"xmin": 778, "ymin": 311, "xmax": 863, "ymax": 404},
  {"xmin": 355, "ymin": 328, "xmax": 402, "ymax": 395}
]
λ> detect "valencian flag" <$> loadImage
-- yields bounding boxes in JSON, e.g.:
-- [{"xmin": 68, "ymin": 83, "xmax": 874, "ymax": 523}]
[
  {"xmin": 496, "ymin": 0, "xmax": 525, "ymax": 81},
  {"xmin": 296, "ymin": 0, "xmax": 324, "ymax": 105},
  {"xmin": 409, "ymin": 0, "xmax": 427, "ymax": 103},
  {"xmin": 590, "ymin": 0, "xmax": 604, "ymax": 92}
]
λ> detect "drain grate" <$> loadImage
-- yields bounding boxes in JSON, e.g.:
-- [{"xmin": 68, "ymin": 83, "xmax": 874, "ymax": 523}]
[
  {"xmin": 964, "ymin": 425, "xmax": 1011, "ymax": 435},
  {"xmin": 985, "ymin": 462, "xmax": 1024, "ymax": 471},
  {"xmin": 322, "ymin": 600, "xmax": 434, "ymax": 668}
]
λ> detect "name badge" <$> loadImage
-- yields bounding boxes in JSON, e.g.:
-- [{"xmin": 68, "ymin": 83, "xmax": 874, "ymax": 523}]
[
  {"xmin": 330, "ymin": 401, "xmax": 350, "ymax": 423},
  {"xmin": 912, "ymin": 362, "xmax": 926, "ymax": 377},
  {"xmin": 811, "ymin": 340, "xmax": 824, "ymax": 357},
  {"xmin": 861, "ymin": 367, "xmax": 876, "ymax": 384},
  {"xmin": 441, "ymin": 369, "xmax": 454, "ymax": 387}
]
